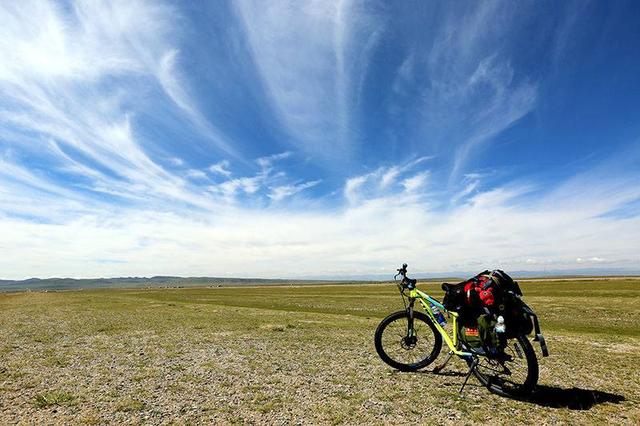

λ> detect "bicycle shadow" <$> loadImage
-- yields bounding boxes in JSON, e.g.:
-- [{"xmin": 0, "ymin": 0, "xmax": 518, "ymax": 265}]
[
  {"xmin": 389, "ymin": 370, "xmax": 625, "ymax": 410},
  {"xmin": 517, "ymin": 385, "xmax": 626, "ymax": 410},
  {"xmin": 430, "ymin": 370, "xmax": 466, "ymax": 377},
  {"xmin": 390, "ymin": 369, "xmax": 467, "ymax": 378}
]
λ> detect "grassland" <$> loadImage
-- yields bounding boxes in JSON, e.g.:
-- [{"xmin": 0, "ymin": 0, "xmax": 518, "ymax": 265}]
[{"xmin": 1, "ymin": 279, "xmax": 639, "ymax": 424}]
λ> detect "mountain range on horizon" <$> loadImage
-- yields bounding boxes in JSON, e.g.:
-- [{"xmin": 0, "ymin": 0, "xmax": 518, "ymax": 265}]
[{"xmin": 2, "ymin": 268, "xmax": 639, "ymax": 292}]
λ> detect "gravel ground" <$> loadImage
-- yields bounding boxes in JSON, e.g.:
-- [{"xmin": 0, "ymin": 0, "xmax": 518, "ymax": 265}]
[{"xmin": 1, "ymin": 285, "xmax": 639, "ymax": 424}]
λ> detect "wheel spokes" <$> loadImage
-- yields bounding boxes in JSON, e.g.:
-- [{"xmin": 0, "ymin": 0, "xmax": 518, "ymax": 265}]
[
  {"xmin": 475, "ymin": 339, "xmax": 530, "ymax": 392},
  {"xmin": 381, "ymin": 316, "xmax": 434, "ymax": 366}
]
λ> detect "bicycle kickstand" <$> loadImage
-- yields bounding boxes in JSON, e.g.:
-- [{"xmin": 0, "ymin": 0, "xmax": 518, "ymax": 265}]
[
  {"xmin": 433, "ymin": 351, "xmax": 453, "ymax": 374},
  {"xmin": 459, "ymin": 357, "xmax": 478, "ymax": 394}
]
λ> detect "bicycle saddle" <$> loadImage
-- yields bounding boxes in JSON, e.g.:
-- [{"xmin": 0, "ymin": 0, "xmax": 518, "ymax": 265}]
[{"xmin": 442, "ymin": 282, "xmax": 454, "ymax": 292}]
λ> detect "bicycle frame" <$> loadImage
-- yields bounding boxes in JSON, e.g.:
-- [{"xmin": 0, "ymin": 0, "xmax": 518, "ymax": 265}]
[
  {"xmin": 381, "ymin": 265, "xmax": 547, "ymax": 396},
  {"xmin": 405, "ymin": 287, "xmax": 474, "ymax": 358}
]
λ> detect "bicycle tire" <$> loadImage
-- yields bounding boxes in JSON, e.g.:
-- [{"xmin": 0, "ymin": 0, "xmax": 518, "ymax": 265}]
[
  {"xmin": 374, "ymin": 310, "xmax": 442, "ymax": 372},
  {"xmin": 468, "ymin": 334, "xmax": 539, "ymax": 397}
]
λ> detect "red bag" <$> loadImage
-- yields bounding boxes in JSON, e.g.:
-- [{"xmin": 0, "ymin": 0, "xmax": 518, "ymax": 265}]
[{"xmin": 463, "ymin": 275, "xmax": 498, "ymax": 308}]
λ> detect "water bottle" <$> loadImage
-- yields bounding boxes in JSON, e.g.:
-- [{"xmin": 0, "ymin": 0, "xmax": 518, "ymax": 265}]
[
  {"xmin": 431, "ymin": 305, "xmax": 447, "ymax": 327},
  {"xmin": 495, "ymin": 315, "xmax": 506, "ymax": 334}
]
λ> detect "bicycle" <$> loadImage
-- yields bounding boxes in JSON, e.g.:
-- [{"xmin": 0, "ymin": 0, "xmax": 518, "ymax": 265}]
[{"xmin": 374, "ymin": 264, "xmax": 549, "ymax": 397}]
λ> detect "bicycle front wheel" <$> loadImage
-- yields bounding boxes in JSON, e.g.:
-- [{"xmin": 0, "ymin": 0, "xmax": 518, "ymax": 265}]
[
  {"xmin": 374, "ymin": 310, "xmax": 442, "ymax": 371},
  {"xmin": 470, "ymin": 334, "xmax": 539, "ymax": 397}
]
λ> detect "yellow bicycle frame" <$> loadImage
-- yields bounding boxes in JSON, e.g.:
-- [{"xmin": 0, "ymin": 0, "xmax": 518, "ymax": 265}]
[{"xmin": 408, "ymin": 288, "xmax": 473, "ymax": 358}]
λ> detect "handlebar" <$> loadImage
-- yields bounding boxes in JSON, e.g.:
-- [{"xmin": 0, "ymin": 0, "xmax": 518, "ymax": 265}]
[
  {"xmin": 394, "ymin": 263, "xmax": 408, "ymax": 279},
  {"xmin": 395, "ymin": 263, "xmax": 416, "ymax": 290}
]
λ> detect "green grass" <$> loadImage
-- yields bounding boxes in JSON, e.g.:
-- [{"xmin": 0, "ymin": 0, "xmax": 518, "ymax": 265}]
[
  {"xmin": 1, "ymin": 279, "xmax": 639, "ymax": 423},
  {"xmin": 33, "ymin": 390, "xmax": 76, "ymax": 408},
  {"xmin": 114, "ymin": 398, "xmax": 145, "ymax": 412}
]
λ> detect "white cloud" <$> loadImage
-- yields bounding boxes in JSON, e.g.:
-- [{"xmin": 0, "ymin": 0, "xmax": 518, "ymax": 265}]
[
  {"xmin": 344, "ymin": 158, "xmax": 434, "ymax": 204},
  {"xmin": 1, "ymin": 142, "xmax": 639, "ymax": 279},
  {"xmin": 208, "ymin": 160, "xmax": 232, "ymax": 177},
  {"xmin": 452, "ymin": 180, "xmax": 480, "ymax": 203},
  {"xmin": 577, "ymin": 257, "xmax": 606, "ymax": 264},
  {"xmin": 268, "ymin": 180, "xmax": 321, "ymax": 202},
  {"xmin": 380, "ymin": 167, "xmax": 400, "ymax": 189},
  {"xmin": 204, "ymin": 152, "xmax": 306, "ymax": 202},
  {"xmin": 401, "ymin": 172, "xmax": 429, "ymax": 193},
  {"xmin": 344, "ymin": 175, "xmax": 369, "ymax": 205},
  {"xmin": 186, "ymin": 169, "xmax": 208, "ymax": 180},
  {"xmin": 214, "ymin": 177, "xmax": 262, "ymax": 200},
  {"xmin": 2, "ymin": 169, "xmax": 639, "ymax": 279},
  {"xmin": 0, "ymin": 1, "xmax": 152, "ymax": 83},
  {"xmin": 256, "ymin": 151, "xmax": 292, "ymax": 170}
]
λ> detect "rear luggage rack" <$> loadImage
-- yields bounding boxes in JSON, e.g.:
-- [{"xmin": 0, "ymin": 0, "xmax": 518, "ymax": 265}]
[{"xmin": 530, "ymin": 313, "xmax": 549, "ymax": 357}]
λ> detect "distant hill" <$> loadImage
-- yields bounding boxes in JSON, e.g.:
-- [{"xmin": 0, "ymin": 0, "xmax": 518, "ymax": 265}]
[
  {"xmin": 2, "ymin": 267, "xmax": 639, "ymax": 292},
  {"xmin": 0, "ymin": 276, "xmax": 339, "ymax": 292}
]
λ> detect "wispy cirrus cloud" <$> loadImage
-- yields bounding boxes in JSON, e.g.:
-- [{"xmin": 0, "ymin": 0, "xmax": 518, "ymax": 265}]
[
  {"xmin": 0, "ymin": 1, "xmax": 325, "ymax": 221},
  {"xmin": 0, "ymin": 1, "xmax": 190, "ymax": 207},
  {"xmin": 344, "ymin": 157, "xmax": 433, "ymax": 204},
  {"xmin": 208, "ymin": 160, "xmax": 232, "ymax": 177},
  {"xmin": 268, "ymin": 180, "xmax": 321, "ymax": 202},
  {"xmin": 234, "ymin": 0, "xmax": 383, "ymax": 160},
  {"xmin": 204, "ymin": 152, "xmax": 319, "ymax": 203},
  {"xmin": 385, "ymin": 2, "xmax": 538, "ymax": 183},
  {"xmin": 157, "ymin": 49, "xmax": 236, "ymax": 156}
]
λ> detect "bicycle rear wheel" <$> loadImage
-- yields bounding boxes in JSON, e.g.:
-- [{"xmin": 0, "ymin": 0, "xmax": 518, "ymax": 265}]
[
  {"xmin": 469, "ymin": 334, "xmax": 539, "ymax": 397},
  {"xmin": 374, "ymin": 310, "xmax": 442, "ymax": 371}
]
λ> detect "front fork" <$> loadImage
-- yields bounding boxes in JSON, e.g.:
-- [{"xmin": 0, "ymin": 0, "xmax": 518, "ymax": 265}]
[{"xmin": 406, "ymin": 298, "xmax": 416, "ymax": 337}]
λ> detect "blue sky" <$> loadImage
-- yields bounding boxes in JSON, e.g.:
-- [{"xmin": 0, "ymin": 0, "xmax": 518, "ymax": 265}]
[{"xmin": 1, "ymin": 1, "xmax": 639, "ymax": 279}]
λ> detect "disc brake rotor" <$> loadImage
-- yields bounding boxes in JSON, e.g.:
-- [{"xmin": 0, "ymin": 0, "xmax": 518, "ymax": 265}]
[{"xmin": 401, "ymin": 335, "xmax": 418, "ymax": 349}]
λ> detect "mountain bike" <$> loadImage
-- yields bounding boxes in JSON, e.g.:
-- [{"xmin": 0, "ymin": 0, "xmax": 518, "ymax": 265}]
[{"xmin": 374, "ymin": 264, "xmax": 548, "ymax": 397}]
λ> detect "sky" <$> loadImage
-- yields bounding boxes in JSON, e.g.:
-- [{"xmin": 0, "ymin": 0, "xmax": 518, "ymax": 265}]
[{"xmin": 1, "ymin": 0, "xmax": 639, "ymax": 279}]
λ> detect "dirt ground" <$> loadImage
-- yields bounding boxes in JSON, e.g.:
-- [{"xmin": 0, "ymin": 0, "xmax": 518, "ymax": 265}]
[{"xmin": 1, "ymin": 281, "xmax": 639, "ymax": 424}]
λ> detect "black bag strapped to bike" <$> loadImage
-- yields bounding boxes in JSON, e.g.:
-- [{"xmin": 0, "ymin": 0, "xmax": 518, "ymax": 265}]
[
  {"xmin": 441, "ymin": 281, "xmax": 467, "ymax": 312},
  {"xmin": 442, "ymin": 269, "xmax": 549, "ymax": 357},
  {"xmin": 480, "ymin": 269, "xmax": 523, "ymax": 296}
]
